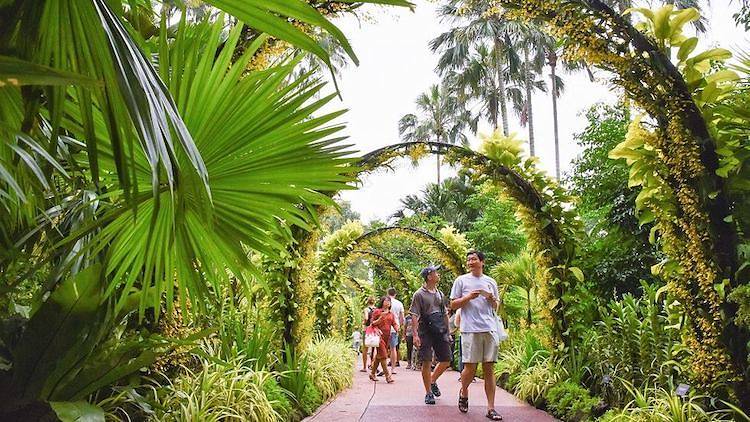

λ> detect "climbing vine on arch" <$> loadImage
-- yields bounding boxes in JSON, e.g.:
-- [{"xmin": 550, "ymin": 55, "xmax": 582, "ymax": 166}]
[
  {"xmin": 313, "ymin": 223, "xmax": 468, "ymax": 336},
  {"xmin": 489, "ymin": 0, "xmax": 750, "ymax": 405},
  {"xmin": 360, "ymin": 139, "xmax": 585, "ymax": 346}
]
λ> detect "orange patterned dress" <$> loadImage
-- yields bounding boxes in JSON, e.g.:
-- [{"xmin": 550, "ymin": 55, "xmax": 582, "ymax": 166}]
[{"xmin": 370, "ymin": 308, "xmax": 398, "ymax": 359}]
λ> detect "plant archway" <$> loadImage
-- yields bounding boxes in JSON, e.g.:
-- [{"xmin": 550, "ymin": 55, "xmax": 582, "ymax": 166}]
[
  {"xmin": 489, "ymin": 0, "xmax": 749, "ymax": 405},
  {"xmin": 356, "ymin": 139, "xmax": 584, "ymax": 346},
  {"xmin": 313, "ymin": 224, "xmax": 468, "ymax": 336},
  {"xmin": 356, "ymin": 226, "xmax": 466, "ymax": 278}
]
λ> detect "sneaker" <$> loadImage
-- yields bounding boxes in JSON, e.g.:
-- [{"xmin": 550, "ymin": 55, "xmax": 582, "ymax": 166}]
[
  {"xmin": 425, "ymin": 392, "xmax": 436, "ymax": 405},
  {"xmin": 431, "ymin": 382, "xmax": 441, "ymax": 397},
  {"xmin": 377, "ymin": 371, "xmax": 384, "ymax": 376}
]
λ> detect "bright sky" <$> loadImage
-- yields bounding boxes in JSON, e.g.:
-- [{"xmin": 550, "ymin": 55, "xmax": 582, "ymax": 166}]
[{"xmin": 321, "ymin": 1, "xmax": 747, "ymax": 223}]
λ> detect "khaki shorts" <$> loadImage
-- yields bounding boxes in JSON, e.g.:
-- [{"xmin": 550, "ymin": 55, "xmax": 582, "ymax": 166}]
[{"xmin": 461, "ymin": 332, "xmax": 498, "ymax": 363}]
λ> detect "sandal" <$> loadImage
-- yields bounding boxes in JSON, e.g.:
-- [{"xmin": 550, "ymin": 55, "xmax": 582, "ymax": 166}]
[
  {"xmin": 486, "ymin": 409, "xmax": 503, "ymax": 420},
  {"xmin": 386, "ymin": 375, "xmax": 395, "ymax": 383},
  {"xmin": 369, "ymin": 373, "xmax": 377, "ymax": 382},
  {"xmin": 458, "ymin": 396, "xmax": 468, "ymax": 413},
  {"xmin": 359, "ymin": 369, "xmax": 367, "ymax": 372}
]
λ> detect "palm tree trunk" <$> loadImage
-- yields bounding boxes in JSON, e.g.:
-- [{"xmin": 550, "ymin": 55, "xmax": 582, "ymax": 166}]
[
  {"xmin": 436, "ymin": 153, "xmax": 441, "ymax": 185},
  {"xmin": 549, "ymin": 51, "xmax": 560, "ymax": 179},
  {"xmin": 495, "ymin": 37, "xmax": 510, "ymax": 136},
  {"xmin": 523, "ymin": 48, "xmax": 535, "ymax": 156}
]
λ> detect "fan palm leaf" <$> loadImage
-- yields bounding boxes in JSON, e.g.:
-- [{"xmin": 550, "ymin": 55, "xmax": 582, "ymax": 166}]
[{"xmin": 55, "ymin": 17, "xmax": 356, "ymax": 316}]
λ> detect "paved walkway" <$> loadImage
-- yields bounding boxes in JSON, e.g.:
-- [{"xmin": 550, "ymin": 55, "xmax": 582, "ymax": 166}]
[{"xmin": 305, "ymin": 361, "xmax": 556, "ymax": 422}]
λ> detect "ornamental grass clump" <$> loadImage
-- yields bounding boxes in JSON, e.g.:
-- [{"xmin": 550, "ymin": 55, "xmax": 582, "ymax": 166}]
[
  {"xmin": 153, "ymin": 356, "xmax": 282, "ymax": 422},
  {"xmin": 598, "ymin": 380, "xmax": 748, "ymax": 421},
  {"xmin": 304, "ymin": 337, "xmax": 357, "ymax": 400}
]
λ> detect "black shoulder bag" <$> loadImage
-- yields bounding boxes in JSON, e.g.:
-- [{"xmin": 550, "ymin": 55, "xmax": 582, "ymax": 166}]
[{"xmin": 422, "ymin": 290, "xmax": 448, "ymax": 336}]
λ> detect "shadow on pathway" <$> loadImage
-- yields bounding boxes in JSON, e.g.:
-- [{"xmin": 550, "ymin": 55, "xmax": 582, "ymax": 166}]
[{"xmin": 305, "ymin": 362, "xmax": 556, "ymax": 422}]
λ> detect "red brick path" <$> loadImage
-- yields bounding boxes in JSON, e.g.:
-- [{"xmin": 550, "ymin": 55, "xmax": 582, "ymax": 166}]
[{"xmin": 304, "ymin": 361, "xmax": 556, "ymax": 422}]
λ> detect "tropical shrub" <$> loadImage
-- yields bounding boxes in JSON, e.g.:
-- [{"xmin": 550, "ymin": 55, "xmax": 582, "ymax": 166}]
[
  {"xmin": 545, "ymin": 381, "xmax": 601, "ymax": 422},
  {"xmin": 304, "ymin": 337, "xmax": 356, "ymax": 401},
  {"xmin": 587, "ymin": 283, "xmax": 684, "ymax": 406},
  {"xmin": 216, "ymin": 304, "xmax": 279, "ymax": 371},
  {"xmin": 513, "ymin": 356, "xmax": 561, "ymax": 406},
  {"xmin": 300, "ymin": 380, "xmax": 324, "ymax": 417},
  {"xmin": 597, "ymin": 380, "xmax": 748, "ymax": 421},
  {"xmin": 494, "ymin": 330, "xmax": 552, "ymax": 392}
]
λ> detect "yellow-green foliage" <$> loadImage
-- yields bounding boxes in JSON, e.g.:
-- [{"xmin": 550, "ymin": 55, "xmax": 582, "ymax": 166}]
[
  {"xmin": 305, "ymin": 337, "xmax": 356, "ymax": 400},
  {"xmin": 438, "ymin": 225, "xmax": 469, "ymax": 259},
  {"xmin": 291, "ymin": 229, "xmax": 320, "ymax": 355},
  {"xmin": 153, "ymin": 356, "xmax": 282, "ymax": 422},
  {"xmin": 494, "ymin": 0, "xmax": 743, "ymax": 391},
  {"xmin": 314, "ymin": 221, "xmax": 364, "ymax": 335},
  {"xmin": 479, "ymin": 131, "xmax": 525, "ymax": 167}
]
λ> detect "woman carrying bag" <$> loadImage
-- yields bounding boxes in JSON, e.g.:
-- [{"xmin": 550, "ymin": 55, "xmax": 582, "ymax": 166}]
[{"xmin": 368, "ymin": 296, "xmax": 398, "ymax": 383}]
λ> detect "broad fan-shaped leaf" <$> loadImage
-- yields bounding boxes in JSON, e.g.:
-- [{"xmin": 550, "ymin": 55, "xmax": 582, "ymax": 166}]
[{"xmin": 60, "ymin": 17, "xmax": 356, "ymax": 316}]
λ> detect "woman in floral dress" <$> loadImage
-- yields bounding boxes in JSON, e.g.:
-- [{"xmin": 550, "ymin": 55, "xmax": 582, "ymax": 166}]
[{"xmin": 369, "ymin": 295, "xmax": 398, "ymax": 383}]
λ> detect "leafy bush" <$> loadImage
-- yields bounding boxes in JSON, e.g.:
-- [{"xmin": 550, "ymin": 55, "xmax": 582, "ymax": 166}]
[
  {"xmin": 304, "ymin": 337, "xmax": 356, "ymax": 400},
  {"xmin": 513, "ymin": 356, "xmax": 560, "ymax": 406},
  {"xmin": 217, "ymin": 303, "xmax": 279, "ymax": 371},
  {"xmin": 494, "ymin": 330, "xmax": 551, "ymax": 389},
  {"xmin": 300, "ymin": 379, "xmax": 324, "ymax": 416},
  {"xmin": 277, "ymin": 345, "xmax": 315, "ymax": 420},
  {"xmin": 263, "ymin": 378, "xmax": 293, "ymax": 422},
  {"xmin": 493, "ymin": 330, "xmax": 558, "ymax": 404},
  {"xmin": 545, "ymin": 381, "xmax": 601, "ymax": 422},
  {"xmin": 153, "ymin": 355, "xmax": 282, "ymax": 422},
  {"xmin": 587, "ymin": 282, "xmax": 684, "ymax": 405}
]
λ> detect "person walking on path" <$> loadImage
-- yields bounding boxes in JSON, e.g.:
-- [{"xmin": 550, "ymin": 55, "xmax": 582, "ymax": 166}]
[
  {"xmin": 450, "ymin": 250, "xmax": 503, "ymax": 421},
  {"xmin": 410, "ymin": 265, "xmax": 452, "ymax": 405},
  {"xmin": 369, "ymin": 296, "xmax": 398, "ymax": 383},
  {"xmin": 404, "ymin": 314, "xmax": 415, "ymax": 369},
  {"xmin": 361, "ymin": 296, "xmax": 376, "ymax": 372},
  {"xmin": 387, "ymin": 287, "xmax": 405, "ymax": 372}
]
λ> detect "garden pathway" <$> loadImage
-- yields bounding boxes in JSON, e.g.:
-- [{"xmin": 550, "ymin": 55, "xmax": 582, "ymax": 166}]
[{"xmin": 304, "ymin": 362, "xmax": 556, "ymax": 422}]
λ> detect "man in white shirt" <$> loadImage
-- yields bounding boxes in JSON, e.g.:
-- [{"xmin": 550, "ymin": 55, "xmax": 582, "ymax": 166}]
[
  {"xmin": 388, "ymin": 287, "xmax": 405, "ymax": 372},
  {"xmin": 450, "ymin": 250, "xmax": 502, "ymax": 421}
]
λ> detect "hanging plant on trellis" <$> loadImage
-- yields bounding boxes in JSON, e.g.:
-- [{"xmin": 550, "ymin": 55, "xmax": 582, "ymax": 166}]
[
  {"xmin": 313, "ymin": 221, "xmax": 364, "ymax": 336},
  {"xmin": 357, "ymin": 226, "xmax": 466, "ymax": 278},
  {"xmin": 489, "ymin": 0, "xmax": 750, "ymax": 405}
]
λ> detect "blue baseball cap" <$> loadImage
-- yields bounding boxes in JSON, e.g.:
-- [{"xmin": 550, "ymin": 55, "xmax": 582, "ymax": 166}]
[{"xmin": 420, "ymin": 265, "xmax": 441, "ymax": 280}]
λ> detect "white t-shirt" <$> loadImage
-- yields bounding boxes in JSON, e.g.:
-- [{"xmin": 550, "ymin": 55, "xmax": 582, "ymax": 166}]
[
  {"xmin": 450, "ymin": 273, "xmax": 499, "ymax": 333},
  {"xmin": 389, "ymin": 296, "xmax": 404, "ymax": 333},
  {"xmin": 352, "ymin": 331, "xmax": 361, "ymax": 341}
]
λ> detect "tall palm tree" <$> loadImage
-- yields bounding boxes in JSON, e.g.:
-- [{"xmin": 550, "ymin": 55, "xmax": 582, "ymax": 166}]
[
  {"xmin": 513, "ymin": 25, "xmax": 553, "ymax": 158},
  {"xmin": 432, "ymin": 1, "xmax": 553, "ymax": 158},
  {"xmin": 393, "ymin": 175, "xmax": 479, "ymax": 231},
  {"xmin": 398, "ymin": 82, "xmax": 475, "ymax": 184},
  {"xmin": 431, "ymin": 0, "xmax": 526, "ymax": 136}
]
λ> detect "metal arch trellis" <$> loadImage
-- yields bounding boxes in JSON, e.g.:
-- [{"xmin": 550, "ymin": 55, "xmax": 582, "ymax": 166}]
[
  {"xmin": 357, "ymin": 141, "xmax": 563, "ymax": 249},
  {"xmin": 345, "ymin": 249, "xmax": 413, "ymax": 294},
  {"xmin": 354, "ymin": 226, "xmax": 466, "ymax": 276},
  {"xmin": 355, "ymin": 140, "xmax": 579, "ymax": 345}
]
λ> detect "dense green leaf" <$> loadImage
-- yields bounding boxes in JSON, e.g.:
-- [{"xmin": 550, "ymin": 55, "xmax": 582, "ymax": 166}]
[{"xmin": 50, "ymin": 401, "xmax": 105, "ymax": 422}]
